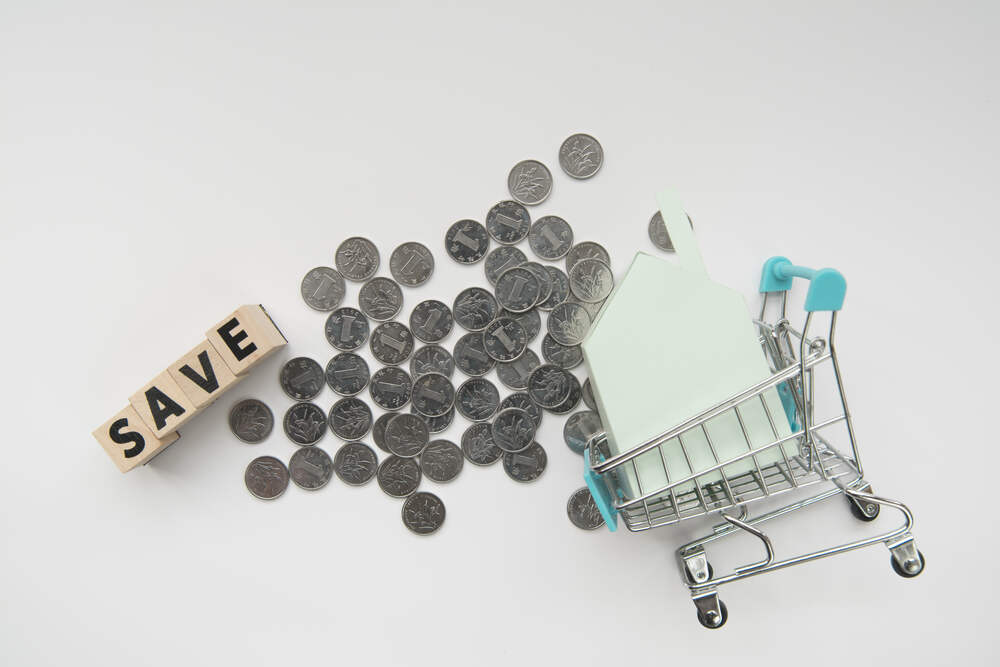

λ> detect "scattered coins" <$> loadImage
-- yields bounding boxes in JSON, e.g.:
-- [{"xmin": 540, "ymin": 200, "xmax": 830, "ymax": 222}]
[
  {"xmin": 550, "ymin": 374, "xmax": 583, "ymax": 415},
  {"xmin": 559, "ymin": 133, "xmax": 603, "ymax": 180},
  {"xmin": 502, "ymin": 442, "xmax": 547, "ymax": 482},
  {"xmin": 370, "ymin": 321, "xmax": 415, "ymax": 365},
  {"xmin": 445, "ymin": 219, "xmax": 490, "ymax": 264},
  {"xmin": 245, "ymin": 456, "xmax": 289, "ymax": 500},
  {"xmin": 336, "ymin": 237, "xmax": 380, "ymax": 281},
  {"xmin": 359, "ymin": 276, "xmax": 403, "ymax": 321},
  {"xmin": 453, "ymin": 287, "xmax": 499, "ymax": 332},
  {"xmin": 390, "ymin": 241, "xmax": 434, "ymax": 286},
  {"xmin": 563, "ymin": 410, "xmax": 603, "ymax": 454},
  {"xmin": 453, "ymin": 332, "xmax": 496, "ymax": 376},
  {"xmin": 486, "ymin": 200, "xmax": 531, "ymax": 244},
  {"xmin": 484, "ymin": 245, "xmax": 527, "ymax": 284},
  {"xmin": 541, "ymin": 334, "xmax": 583, "ymax": 369},
  {"xmin": 483, "ymin": 316, "xmax": 527, "ymax": 362},
  {"xmin": 529, "ymin": 215, "xmax": 574, "ymax": 260},
  {"xmin": 527, "ymin": 364, "xmax": 573, "ymax": 409},
  {"xmin": 328, "ymin": 397, "xmax": 373, "ymax": 441},
  {"xmin": 565, "ymin": 241, "xmax": 610, "ymax": 275},
  {"xmin": 372, "ymin": 412, "xmax": 394, "ymax": 453},
  {"xmin": 499, "ymin": 392, "xmax": 543, "ymax": 429},
  {"xmin": 497, "ymin": 348, "xmax": 541, "ymax": 390},
  {"xmin": 283, "ymin": 402, "xmax": 327, "ymax": 445},
  {"xmin": 412, "ymin": 404, "xmax": 455, "ymax": 433},
  {"xmin": 507, "ymin": 160, "xmax": 553, "ymax": 206},
  {"xmin": 538, "ymin": 266, "xmax": 570, "ymax": 311},
  {"xmin": 567, "ymin": 486, "xmax": 605, "ymax": 530},
  {"xmin": 280, "ymin": 357, "xmax": 325, "ymax": 400},
  {"xmin": 377, "ymin": 455, "xmax": 422, "ymax": 497},
  {"xmin": 411, "ymin": 344, "xmax": 455, "ymax": 378},
  {"xmin": 409, "ymin": 299, "xmax": 454, "ymax": 343},
  {"xmin": 547, "ymin": 301, "xmax": 592, "ymax": 346},
  {"xmin": 333, "ymin": 442, "xmax": 379, "ymax": 485},
  {"xmin": 419, "ymin": 439, "xmax": 464, "ymax": 483},
  {"xmin": 503, "ymin": 307, "xmax": 541, "ymax": 342},
  {"xmin": 411, "ymin": 372, "xmax": 455, "ymax": 417},
  {"xmin": 384, "ymin": 413, "xmax": 429, "ymax": 458},
  {"xmin": 229, "ymin": 399, "xmax": 274, "ymax": 443},
  {"xmin": 369, "ymin": 366, "xmax": 412, "ymax": 410},
  {"xmin": 456, "ymin": 377, "xmax": 500, "ymax": 421},
  {"xmin": 461, "ymin": 422, "xmax": 503, "ymax": 466},
  {"xmin": 522, "ymin": 261, "xmax": 553, "ymax": 306},
  {"xmin": 491, "ymin": 407, "xmax": 536, "ymax": 453},
  {"xmin": 325, "ymin": 307, "xmax": 370, "ymax": 351},
  {"xmin": 325, "ymin": 352, "xmax": 370, "ymax": 396},
  {"xmin": 289, "ymin": 446, "xmax": 334, "ymax": 490},
  {"xmin": 300, "ymin": 267, "xmax": 346, "ymax": 311},
  {"xmin": 402, "ymin": 491, "xmax": 446, "ymax": 535}
]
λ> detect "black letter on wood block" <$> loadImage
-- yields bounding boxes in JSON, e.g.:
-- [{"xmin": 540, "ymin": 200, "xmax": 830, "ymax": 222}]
[
  {"xmin": 109, "ymin": 417, "xmax": 145, "ymax": 458},
  {"xmin": 145, "ymin": 386, "xmax": 186, "ymax": 430},
  {"xmin": 217, "ymin": 317, "xmax": 257, "ymax": 361},
  {"xmin": 179, "ymin": 350, "xmax": 220, "ymax": 394}
]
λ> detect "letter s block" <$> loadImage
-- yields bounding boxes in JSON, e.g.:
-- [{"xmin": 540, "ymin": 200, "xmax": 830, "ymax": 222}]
[
  {"xmin": 206, "ymin": 305, "xmax": 287, "ymax": 376},
  {"xmin": 93, "ymin": 405, "xmax": 180, "ymax": 473},
  {"xmin": 167, "ymin": 339, "xmax": 242, "ymax": 409},
  {"xmin": 129, "ymin": 370, "xmax": 199, "ymax": 438}
]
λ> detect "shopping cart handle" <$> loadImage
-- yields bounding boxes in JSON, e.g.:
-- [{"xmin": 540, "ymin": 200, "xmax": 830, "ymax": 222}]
[{"xmin": 759, "ymin": 256, "xmax": 846, "ymax": 312}]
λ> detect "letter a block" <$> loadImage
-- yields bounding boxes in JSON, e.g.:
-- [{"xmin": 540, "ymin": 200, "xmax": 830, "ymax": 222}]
[
  {"xmin": 167, "ymin": 339, "xmax": 242, "ymax": 409},
  {"xmin": 93, "ymin": 405, "xmax": 181, "ymax": 473},
  {"xmin": 207, "ymin": 305, "xmax": 287, "ymax": 376},
  {"xmin": 129, "ymin": 370, "xmax": 198, "ymax": 439}
]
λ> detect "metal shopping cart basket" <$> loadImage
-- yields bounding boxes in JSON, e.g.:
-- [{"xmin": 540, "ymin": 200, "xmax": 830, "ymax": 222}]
[{"xmin": 582, "ymin": 256, "xmax": 925, "ymax": 628}]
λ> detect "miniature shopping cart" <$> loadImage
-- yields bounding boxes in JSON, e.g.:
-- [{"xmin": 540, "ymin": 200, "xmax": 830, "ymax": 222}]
[{"xmin": 583, "ymin": 256, "xmax": 925, "ymax": 628}]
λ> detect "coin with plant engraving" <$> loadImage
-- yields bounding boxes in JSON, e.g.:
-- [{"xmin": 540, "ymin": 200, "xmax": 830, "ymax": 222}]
[
  {"xmin": 411, "ymin": 404, "xmax": 455, "ymax": 433},
  {"xmin": 370, "ymin": 321, "xmax": 414, "ymax": 365},
  {"xmin": 325, "ymin": 352, "xmax": 370, "ymax": 396},
  {"xmin": 499, "ymin": 392, "xmax": 542, "ymax": 428},
  {"xmin": 502, "ymin": 307, "xmax": 541, "ymax": 342},
  {"xmin": 325, "ymin": 306, "xmax": 370, "ymax": 351},
  {"xmin": 245, "ymin": 455, "xmax": 289, "ymax": 500},
  {"xmin": 410, "ymin": 344, "xmax": 455, "ymax": 378},
  {"xmin": 453, "ymin": 332, "xmax": 496, "ymax": 377},
  {"xmin": 402, "ymin": 491, "xmax": 445, "ymax": 535},
  {"xmin": 461, "ymin": 422, "xmax": 503, "ymax": 466},
  {"xmin": 538, "ymin": 266, "xmax": 570, "ymax": 311},
  {"xmin": 484, "ymin": 245, "xmax": 527, "ymax": 284},
  {"xmin": 453, "ymin": 287, "xmax": 499, "ymax": 332},
  {"xmin": 390, "ymin": 241, "xmax": 434, "ymax": 287},
  {"xmin": 507, "ymin": 160, "xmax": 552, "ymax": 206},
  {"xmin": 495, "ymin": 266, "xmax": 541, "ymax": 313},
  {"xmin": 289, "ymin": 446, "xmax": 334, "ymax": 490},
  {"xmin": 411, "ymin": 372, "xmax": 455, "ymax": 418},
  {"xmin": 445, "ymin": 219, "xmax": 490, "ymax": 264},
  {"xmin": 529, "ymin": 215, "xmax": 574, "ymax": 260},
  {"xmin": 527, "ymin": 365, "xmax": 573, "ymax": 409},
  {"xmin": 497, "ymin": 348, "xmax": 541, "ymax": 390},
  {"xmin": 565, "ymin": 241, "xmax": 610, "ymax": 275},
  {"xmin": 502, "ymin": 442, "xmax": 547, "ymax": 483},
  {"xmin": 369, "ymin": 366, "xmax": 412, "ymax": 411},
  {"xmin": 328, "ymin": 397, "xmax": 373, "ymax": 441},
  {"xmin": 300, "ymin": 266, "xmax": 346, "ymax": 311},
  {"xmin": 384, "ymin": 413, "xmax": 429, "ymax": 458},
  {"xmin": 359, "ymin": 277, "xmax": 403, "ymax": 322},
  {"xmin": 567, "ymin": 487, "xmax": 605, "ymax": 530},
  {"xmin": 551, "ymin": 374, "xmax": 583, "ymax": 415},
  {"xmin": 564, "ymin": 410, "xmax": 603, "ymax": 454},
  {"xmin": 491, "ymin": 407, "xmax": 536, "ymax": 453},
  {"xmin": 547, "ymin": 301, "xmax": 592, "ymax": 346},
  {"xmin": 419, "ymin": 439, "xmax": 464, "ymax": 483},
  {"xmin": 283, "ymin": 402, "xmax": 327, "ymax": 445},
  {"xmin": 280, "ymin": 357, "xmax": 325, "ymax": 400},
  {"xmin": 486, "ymin": 200, "xmax": 531, "ymax": 244},
  {"xmin": 335, "ymin": 237, "xmax": 380, "ymax": 282},
  {"xmin": 229, "ymin": 399, "xmax": 274, "ymax": 443},
  {"xmin": 569, "ymin": 258, "xmax": 614, "ymax": 303},
  {"xmin": 333, "ymin": 442, "xmax": 378, "ymax": 486},
  {"xmin": 541, "ymin": 334, "xmax": 583, "ymax": 370},
  {"xmin": 455, "ymin": 377, "xmax": 500, "ymax": 422},
  {"xmin": 558, "ymin": 133, "xmax": 604, "ymax": 180},
  {"xmin": 409, "ymin": 299, "xmax": 453, "ymax": 343},
  {"xmin": 377, "ymin": 455, "xmax": 422, "ymax": 498}
]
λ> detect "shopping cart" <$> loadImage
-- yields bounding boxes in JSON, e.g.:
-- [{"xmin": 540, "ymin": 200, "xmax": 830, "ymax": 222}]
[{"xmin": 583, "ymin": 256, "xmax": 925, "ymax": 628}]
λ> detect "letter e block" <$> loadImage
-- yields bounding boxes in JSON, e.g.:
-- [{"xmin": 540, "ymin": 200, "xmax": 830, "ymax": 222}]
[
  {"xmin": 129, "ymin": 370, "xmax": 199, "ymax": 438},
  {"xmin": 206, "ymin": 304, "xmax": 287, "ymax": 376},
  {"xmin": 167, "ymin": 339, "xmax": 242, "ymax": 409},
  {"xmin": 93, "ymin": 405, "xmax": 180, "ymax": 473}
]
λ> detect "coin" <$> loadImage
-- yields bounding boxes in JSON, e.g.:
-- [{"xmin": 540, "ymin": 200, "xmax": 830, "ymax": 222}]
[
  {"xmin": 502, "ymin": 442, "xmax": 547, "ymax": 482},
  {"xmin": 567, "ymin": 297, "xmax": 604, "ymax": 321},
  {"xmin": 402, "ymin": 491, "xmax": 445, "ymax": 535},
  {"xmin": 507, "ymin": 160, "xmax": 552, "ymax": 206},
  {"xmin": 229, "ymin": 399, "xmax": 274, "ymax": 443},
  {"xmin": 245, "ymin": 455, "xmax": 289, "ymax": 500},
  {"xmin": 495, "ymin": 266, "xmax": 540, "ymax": 313},
  {"xmin": 527, "ymin": 365, "xmax": 572, "ymax": 409},
  {"xmin": 325, "ymin": 307, "xmax": 370, "ymax": 351},
  {"xmin": 569, "ymin": 258, "xmax": 614, "ymax": 303},
  {"xmin": 484, "ymin": 245, "xmax": 527, "ymax": 285},
  {"xmin": 279, "ymin": 357, "xmax": 325, "ymax": 400},
  {"xmin": 541, "ymin": 334, "xmax": 583, "ymax": 369},
  {"xmin": 390, "ymin": 241, "xmax": 434, "ymax": 286},
  {"xmin": 409, "ymin": 299, "xmax": 454, "ymax": 343},
  {"xmin": 370, "ymin": 321, "xmax": 415, "ymax": 365},
  {"xmin": 445, "ymin": 219, "xmax": 490, "ymax": 264},
  {"xmin": 558, "ymin": 133, "xmax": 603, "ymax": 180},
  {"xmin": 333, "ymin": 442, "xmax": 378, "ymax": 485},
  {"xmin": 377, "ymin": 455, "xmax": 421, "ymax": 498},
  {"xmin": 325, "ymin": 352, "xmax": 370, "ymax": 396},
  {"xmin": 335, "ymin": 237, "xmax": 380, "ymax": 281},
  {"xmin": 499, "ymin": 392, "xmax": 542, "ymax": 428},
  {"xmin": 501, "ymin": 307, "xmax": 541, "ymax": 342},
  {"xmin": 411, "ymin": 372, "xmax": 455, "ymax": 417},
  {"xmin": 410, "ymin": 344, "xmax": 455, "ymax": 378},
  {"xmin": 283, "ymin": 402, "xmax": 327, "ymax": 445},
  {"xmin": 547, "ymin": 301, "xmax": 592, "ymax": 345},
  {"xmin": 453, "ymin": 287, "xmax": 499, "ymax": 332},
  {"xmin": 419, "ymin": 439, "xmax": 464, "ymax": 483},
  {"xmin": 461, "ymin": 422, "xmax": 503, "ymax": 466},
  {"xmin": 491, "ymin": 407, "xmax": 536, "ymax": 453},
  {"xmin": 328, "ymin": 397, "xmax": 373, "ymax": 441},
  {"xmin": 483, "ymin": 316, "xmax": 527, "ymax": 362},
  {"xmin": 485, "ymin": 200, "xmax": 531, "ymax": 244},
  {"xmin": 453, "ymin": 332, "xmax": 496, "ymax": 376},
  {"xmin": 522, "ymin": 261, "xmax": 553, "ymax": 306},
  {"xmin": 455, "ymin": 377, "xmax": 500, "ymax": 421},
  {"xmin": 369, "ymin": 366, "xmax": 412, "ymax": 410},
  {"xmin": 497, "ymin": 348, "xmax": 541, "ymax": 390},
  {"xmin": 648, "ymin": 210, "xmax": 693, "ymax": 251},
  {"xmin": 289, "ymin": 446, "xmax": 334, "ymax": 490},
  {"xmin": 372, "ymin": 412, "xmax": 394, "ymax": 453},
  {"xmin": 567, "ymin": 486, "xmax": 605, "ymax": 530},
  {"xmin": 564, "ymin": 410, "xmax": 603, "ymax": 454},
  {"xmin": 384, "ymin": 413, "xmax": 429, "ymax": 458},
  {"xmin": 300, "ymin": 267, "xmax": 346, "ymax": 311},
  {"xmin": 358, "ymin": 276, "xmax": 403, "ymax": 322},
  {"xmin": 565, "ymin": 241, "xmax": 610, "ymax": 275},
  {"xmin": 528, "ymin": 215, "xmax": 574, "ymax": 260},
  {"xmin": 582, "ymin": 377, "xmax": 597, "ymax": 411},
  {"xmin": 537, "ymin": 266, "xmax": 570, "ymax": 311},
  {"xmin": 411, "ymin": 404, "xmax": 455, "ymax": 433},
  {"xmin": 551, "ymin": 374, "xmax": 583, "ymax": 415}
]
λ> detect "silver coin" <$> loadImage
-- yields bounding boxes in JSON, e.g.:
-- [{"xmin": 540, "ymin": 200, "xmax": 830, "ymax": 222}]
[
  {"xmin": 335, "ymin": 237, "xmax": 380, "ymax": 282},
  {"xmin": 325, "ymin": 307, "xmax": 370, "ymax": 351},
  {"xmin": 389, "ymin": 241, "xmax": 434, "ymax": 287},
  {"xmin": 300, "ymin": 266, "xmax": 346, "ymax": 311},
  {"xmin": 229, "ymin": 399, "xmax": 273, "ymax": 443},
  {"xmin": 485, "ymin": 200, "xmax": 531, "ymax": 244},
  {"xmin": 538, "ymin": 267, "xmax": 569, "ymax": 311},
  {"xmin": 358, "ymin": 277, "xmax": 403, "ymax": 322},
  {"xmin": 495, "ymin": 266, "xmax": 540, "ymax": 313},
  {"xmin": 411, "ymin": 372, "xmax": 455, "ymax": 417},
  {"xmin": 409, "ymin": 299, "xmax": 454, "ymax": 343},
  {"xmin": 283, "ymin": 402, "xmax": 327, "ymax": 445},
  {"xmin": 453, "ymin": 287, "xmax": 499, "ymax": 332},
  {"xmin": 551, "ymin": 374, "xmax": 583, "ymax": 415},
  {"xmin": 402, "ymin": 491, "xmax": 445, "ymax": 535},
  {"xmin": 484, "ymin": 245, "xmax": 527, "ymax": 284},
  {"xmin": 497, "ymin": 348, "xmax": 541, "ymax": 390},
  {"xmin": 328, "ymin": 397, "xmax": 373, "ymax": 441},
  {"xmin": 527, "ymin": 365, "xmax": 573, "ymax": 409},
  {"xmin": 567, "ymin": 297, "xmax": 605, "ymax": 321},
  {"xmin": 453, "ymin": 332, "xmax": 496, "ymax": 376},
  {"xmin": 325, "ymin": 352, "xmax": 370, "ymax": 396},
  {"xmin": 289, "ymin": 446, "xmax": 334, "ymax": 490},
  {"xmin": 377, "ymin": 455, "xmax": 421, "ymax": 498},
  {"xmin": 541, "ymin": 334, "xmax": 583, "ymax": 370},
  {"xmin": 648, "ymin": 210, "xmax": 694, "ymax": 252},
  {"xmin": 565, "ymin": 241, "xmax": 611, "ymax": 275},
  {"xmin": 522, "ymin": 261, "xmax": 553, "ymax": 306},
  {"xmin": 582, "ymin": 377, "xmax": 597, "ymax": 411},
  {"xmin": 569, "ymin": 258, "xmax": 614, "ymax": 303},
  {"xmin": 370, "ymin": 321, "xmax": 414, "ymax": 365},
  {"xmin": 461, "ymin": 422, "xmax": 503, "ymax": 466},
  {"xmin": 333, "ymin": 442, "xmax": 378, "ymax": 485},
  {"xmin": 564, "ymin": 410, "xmax": 603, "ymax": 454},
  {"xmin": 567, "ymin": 486, "xmax": 605, "ymax": 530},
  {"xmin": 279, "ymin": 357, "xmax": 325, "ymax": 400},
  {"xmin": 372, "ymin": 412, "xmax": 394, "ymax": 453},
  {"xmin": 491, "ymin": 408, "xmax": 536, "ymax": 453},
  {"xmin": 547, "ymin": 301, "xmax": 592, "ymax": 346},
  {"xmin": 501, "ymin": 307, "xmax": 541, "ymax": 342},
  {"xmin": 483, "ymin": 316, "xmax": 527, "ymax": 362},
  {"xmin": 419, "ymin": 439, "xmax": 464, "ymax": 483},
  {"xmin": 507, "ymin": 160, "xmax": 553, "ymax": 206},
  {"xmin": 528, "ymin": 216, "xmax": 574, "ymax": 260},
  {"xmin": 445, "ymin": 219, "xmax": 490, "ymax": 264},
  {"xmin": 499, "ymin": 392, "xmax": 542, "ymax": 428},
  {"xmin": 245, "ymin": 455, "xmax": 289, "ymax": 500},
  {"xmin": 455, "ymin": 377, "xmax": 500, "ymax": 421},
  {"xmin": 502, "ymin": 442, "xmax": 547, "ymax": 483},
  {"xmin": 410, "ymin": 344, "xmax": 455, "ymax": 378},
  {"xmin": 558, "ymin": 133, "xmax": 604, "ymax": 180},
  {"xmin": 411, "ymin": 404, "xmax": 455, "ymax": 433},
  {"xmin": 369, "ymin": 366, "xmax": 412, "ymax": 411},
  {"xmin": 384, "ymin": 413, "xmax": 429, "ymax": 458}
]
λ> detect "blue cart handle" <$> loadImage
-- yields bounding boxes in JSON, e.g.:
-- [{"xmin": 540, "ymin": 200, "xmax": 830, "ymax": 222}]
[{"xmin": 759, "ymin": 256, "xmax": 846, "ymax": 312}]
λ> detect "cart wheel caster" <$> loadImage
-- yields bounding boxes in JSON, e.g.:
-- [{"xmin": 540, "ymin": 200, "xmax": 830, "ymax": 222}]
[
  {"xmin": 847, "ymin": 496, "xmax": 879, "ymax": 522},
  {"xmin": 891, "ymin": 550, "xmax": 925, "ymax": 578},
  {"xmin": 697, "ymin": 600, "xmax": 728, "ymax": 629},
  {"xmin": 685, "ymin": 562, "xmax": 714, "ymax": 585}
]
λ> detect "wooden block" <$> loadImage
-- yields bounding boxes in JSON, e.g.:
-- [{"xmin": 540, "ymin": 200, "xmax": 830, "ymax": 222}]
[
  {"xmin": 92, "ymin": 405, "xmax": 181, "ymax": 473},
  {"xmin": 167, "ymin": 339, "xmax": 242, "ymax": 409},
  {"xmin": 206, "ymin": 304, "xmax": 287, "ymax": 376},
  {"xmin": 129, "ymin": 370, "xmax": 199, "ymax": 438}
]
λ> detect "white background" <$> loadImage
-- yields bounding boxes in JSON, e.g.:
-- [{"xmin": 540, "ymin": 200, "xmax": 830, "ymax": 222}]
[{"xmin": 1, "ymin": 2, "xmax": 997, "ymax": 665}]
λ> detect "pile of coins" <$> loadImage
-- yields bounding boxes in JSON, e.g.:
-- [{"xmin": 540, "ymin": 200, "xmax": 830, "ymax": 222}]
[{"xmin": 236, "ymin": 133, "xmax": 683, "ymax": 535}]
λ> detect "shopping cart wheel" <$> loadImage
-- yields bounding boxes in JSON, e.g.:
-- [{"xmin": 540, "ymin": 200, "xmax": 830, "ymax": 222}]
[
  {"xmin": 891, "ymin": 549, "xmax": 926, "ymax": 578},
  {"xmin": 696, "ymin": 600, "xmax": 728, "ymax": 629},
  {"xmin": 847, "ymin": 496, "xmax": 880, "ymax": 522},
  {"xmin": 684, "ymin": 562, "xmax": 714, "ymax": 585}
]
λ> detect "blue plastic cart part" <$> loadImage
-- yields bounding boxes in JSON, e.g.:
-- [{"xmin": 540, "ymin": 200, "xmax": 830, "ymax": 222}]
[
  {"xmin": 759, "ymin": 256, "xmax": 846, "ymax": 312},
  {"xmin": 584, "ymin": 447, "xmax": 619, "ymax": 532}
]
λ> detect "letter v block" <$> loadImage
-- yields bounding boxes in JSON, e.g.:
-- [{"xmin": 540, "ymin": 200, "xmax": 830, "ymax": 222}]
[
  {"xmin": 92, "ymin": 405, "xmax": 180, "ymax": 473},
  {"xmin": 129, "ymin": 370, "xmax": 199, "ymax": 438},
  {"xmin": 168, "ymin": 339, "xmax": 242, "ymax": 409},
  {"xmin": 206, "ymin": 305, "xmax": 287, "ymax": 376}
]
